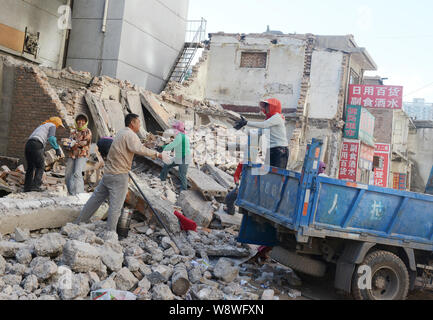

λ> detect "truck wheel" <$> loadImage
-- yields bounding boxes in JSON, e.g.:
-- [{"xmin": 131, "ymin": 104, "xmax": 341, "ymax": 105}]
[
  {"xmin": 270, "ymin": 246, "xmax": 326, "ymax": 277},
  {"xmin": 352, "ymin": 250, "xmax": 409, "ymax": 300}
]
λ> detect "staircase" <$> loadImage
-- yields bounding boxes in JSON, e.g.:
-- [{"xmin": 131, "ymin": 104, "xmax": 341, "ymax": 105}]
[{"xmin": 167, "ymin": 18, "xmax": 207, "ymax": 84}]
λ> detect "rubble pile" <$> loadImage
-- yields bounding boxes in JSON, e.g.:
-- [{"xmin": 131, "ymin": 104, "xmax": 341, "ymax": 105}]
[
  {"xmin": 0, "ymin": 160, "xmax": 303, "ymax": 301},
  {"xmin": 0, "ymin": 218, "xmax": 300, "ymax": 301}
]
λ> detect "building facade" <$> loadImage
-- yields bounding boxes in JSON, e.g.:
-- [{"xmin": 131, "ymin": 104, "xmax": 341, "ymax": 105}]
[
  {"xmin": 404, "ymin": 98, "xmax": 433, "ymax": 121},
  {"xmin": 200, "ymin": 32, "xmax": 377, "ymax": 176},
  {"xmin": 0, "ymin": 0, "xmax": 190, "ymax": 93}
]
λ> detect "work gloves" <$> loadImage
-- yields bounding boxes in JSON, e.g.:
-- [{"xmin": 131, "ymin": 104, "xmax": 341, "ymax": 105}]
[
  {"xmin": 233, "ymin": 116, "xmax": 248, "ymax": 131},
  {"xmin": 55, "ymin": 148, "xmax": 62, "ymax": 157}
]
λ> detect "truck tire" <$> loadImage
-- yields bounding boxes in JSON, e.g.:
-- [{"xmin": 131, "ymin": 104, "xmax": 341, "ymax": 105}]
[
  {"xmin": 270, "ymin": 246, "xmax": 327, "ymax": 277},
  {"xmin": 352, "ymin": 250, "xmax": 409, "ymax": 300}
]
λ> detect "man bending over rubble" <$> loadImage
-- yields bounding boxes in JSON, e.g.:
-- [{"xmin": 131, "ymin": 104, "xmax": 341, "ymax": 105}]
[
  {"xmin": 74, "ymin": 113, "xmax": 162, "ymax": 234},
  {"xmin": 24, "ymin": 117, "xmax": 64, "ymax": 192}
]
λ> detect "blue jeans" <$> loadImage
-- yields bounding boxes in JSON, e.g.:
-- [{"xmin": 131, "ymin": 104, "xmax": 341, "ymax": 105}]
[
  {"xmin": 65, "ymin": 157, "xmax": 88, "ymax": 195},
  {"xmin": 160, "ymin": 162, "xmax": 189, "ymax": 191}
]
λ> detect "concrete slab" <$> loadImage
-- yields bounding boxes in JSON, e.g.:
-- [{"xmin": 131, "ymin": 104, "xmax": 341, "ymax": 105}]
[{"xmin": 0, "ymin": 194, "xmax": 92, "ymax": 235}]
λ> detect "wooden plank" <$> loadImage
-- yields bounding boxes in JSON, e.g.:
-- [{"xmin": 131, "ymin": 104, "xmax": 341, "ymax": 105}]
[
  {"xmin": 126, "ymin": 90, "xmax": 147, "ymax": 138},
  {"xmin": 0, "ymin": 23, "xmax": 25, "ymax": 53},
  {"xmin": 102, "ymin": 100, "xmax": 127, "ymax": 134},
  {"xmin": 85, "ymin": 92, "xmax": 111, "ymax": 138},
  {"xmin": 140, "ymin": 90, "xmax": 171, "ymax": 131}
]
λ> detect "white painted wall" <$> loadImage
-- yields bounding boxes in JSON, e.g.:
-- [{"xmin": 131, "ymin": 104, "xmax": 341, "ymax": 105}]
[
  {"xmin": 408, "ymin": 127, "xmax": 433, "ymax": 190},
  {"xmin": 118, "ymin": 0, "xmax": 189, "ymax": 92},
  {"xmin": 67, "ymin": 0, "xmax": 189, "ymax": 92},
  {"xmin": 205, "ymin": 34, "xmax": 306, "ymax": 109},
  {"xmin": 0, "ymin": 0, "xmax": 69, "ymax": 68},
  {"xmin": 308, "ymin": 50, "xmax": 344, "ymax": 119}
]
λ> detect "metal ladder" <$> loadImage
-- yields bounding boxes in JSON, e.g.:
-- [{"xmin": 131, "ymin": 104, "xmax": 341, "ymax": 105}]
[{"xmin": 167, "ymin": 18, "xmax": 207, "ymax": 84}]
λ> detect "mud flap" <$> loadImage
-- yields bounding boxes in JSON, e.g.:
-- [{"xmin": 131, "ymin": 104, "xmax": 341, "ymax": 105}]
[{"xmin": 236, "ymin": 213, "xmax": 279, "ymax": 246}]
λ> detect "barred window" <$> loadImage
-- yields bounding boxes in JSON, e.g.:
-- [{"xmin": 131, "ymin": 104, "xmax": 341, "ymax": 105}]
[{"xmin": 240, "ymin": 52, "xmax": 267, "ymax": 68}]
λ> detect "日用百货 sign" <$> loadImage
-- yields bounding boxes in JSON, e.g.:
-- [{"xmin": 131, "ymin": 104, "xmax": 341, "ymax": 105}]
[{"xmin": 348, "ymin": 85, "xmax": 403, "ymax": 110}]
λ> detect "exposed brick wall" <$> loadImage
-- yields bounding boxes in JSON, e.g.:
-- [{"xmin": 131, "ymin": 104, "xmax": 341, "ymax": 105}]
[{"xmin": 7, "ymin": 65, "xmax": 72, "ymax": 162}]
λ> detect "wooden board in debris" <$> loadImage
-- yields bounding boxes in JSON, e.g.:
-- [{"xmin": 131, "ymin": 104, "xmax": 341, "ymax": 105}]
[
  {"xmin": 102, "ymin": 100, "xmax": 127, "ymax": 134},
  {"xmin": 85, "ymin": 92, "xmax": 111, "ymax": 137},
  {"xmin": 140, "ymin": 90, "xmax": 171, "ymax": 131},
  {"xmin": 125, "ymin": 90, "xmax": 147, "ymax": 138}
]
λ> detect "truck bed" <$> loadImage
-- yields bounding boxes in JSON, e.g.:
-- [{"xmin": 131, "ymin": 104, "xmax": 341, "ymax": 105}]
[{"xmin": 237, "ymin": 162, "xmax": 433, "ymax": 252}]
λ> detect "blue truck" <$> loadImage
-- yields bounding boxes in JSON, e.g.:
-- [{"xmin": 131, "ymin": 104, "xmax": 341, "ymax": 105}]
[{"xmin": 236, "ymin": 139, "xmax": 433, "ymax": 300}]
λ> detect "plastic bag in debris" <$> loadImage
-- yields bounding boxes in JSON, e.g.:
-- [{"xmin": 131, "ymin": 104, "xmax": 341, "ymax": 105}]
[
  {"xmin": 90, "ymin": 289, "xmax": 136, "ymax": 300},
  {"xmin": 191, "ymin": 259, "xmax": 210, "ymax": 270}
]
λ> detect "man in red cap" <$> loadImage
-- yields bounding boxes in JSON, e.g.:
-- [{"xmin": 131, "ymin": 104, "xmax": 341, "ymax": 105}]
[{"xmin": 234, "ymin": 98, "xmax": 289, "ymax": 169}]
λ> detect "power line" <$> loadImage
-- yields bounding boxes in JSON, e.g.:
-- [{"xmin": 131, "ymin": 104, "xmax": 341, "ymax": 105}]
[{"xmin": 403, "ymin": 82, "xmax": 433, "ymax": 97}]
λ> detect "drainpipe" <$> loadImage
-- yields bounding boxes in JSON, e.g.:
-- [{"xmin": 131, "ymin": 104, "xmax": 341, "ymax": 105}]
[
  {"xmin": 102, "ymin": 0, "xmax": 110, "ymax": 33},
  {"xmin": 58, "ymin": 0, "xmax": 72, "ymax": 69}
]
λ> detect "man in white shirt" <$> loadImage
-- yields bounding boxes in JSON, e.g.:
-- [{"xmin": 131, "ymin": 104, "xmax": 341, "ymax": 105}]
[{"xmin": 75, "ymin": 113, "xmax": 162, "ymax": 234}]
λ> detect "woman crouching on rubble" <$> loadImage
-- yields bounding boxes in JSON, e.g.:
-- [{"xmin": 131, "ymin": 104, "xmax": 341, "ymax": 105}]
[
  {"xmin": 233, "ymin": 98, "xmax": 289, "ymax": 169},
  {"xmin": 65, "ymin": 114, "xmax": 92, "ymax": 195}
]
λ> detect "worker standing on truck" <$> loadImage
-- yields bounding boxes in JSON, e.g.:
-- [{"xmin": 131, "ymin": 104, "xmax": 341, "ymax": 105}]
[
  {"xmin": 234, "ymin": 98, "xmax": 289, "ymax": 169},
  {"xmin": 74, "ymin": 114, "xmax": 162, "ymax": 236},
  {"xmin": 24, "ymin": 117, "xmax": 64, "ymax": 192}
]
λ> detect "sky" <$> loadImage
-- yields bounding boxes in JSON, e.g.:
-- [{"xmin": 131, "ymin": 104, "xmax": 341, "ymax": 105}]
[{"xmin": 188, "ymin": 0, "xmax": 433, "ymax": 102}]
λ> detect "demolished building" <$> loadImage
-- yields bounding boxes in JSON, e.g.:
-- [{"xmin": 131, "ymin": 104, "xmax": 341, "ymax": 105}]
[{"xmin": 174, "ymin": 32, "xmax": 378, "ymax": 177}]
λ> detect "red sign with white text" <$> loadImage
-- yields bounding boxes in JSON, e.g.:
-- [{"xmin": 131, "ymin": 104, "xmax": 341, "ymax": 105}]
[
  {"xmin": 348, "ymin": 85, "xmax": 403, "ymax": 109},
  {"xmin": 374, "ymin": 143, "xmax": 391, "ymax": 188},
  {"xmin": 339, "ymin": 141, "xmax": 360, "ymax": 181}
]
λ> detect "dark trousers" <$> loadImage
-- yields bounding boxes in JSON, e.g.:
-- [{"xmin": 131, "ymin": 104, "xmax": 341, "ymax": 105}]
[
  {"xmin": 225, "ymin": 186, "xmax": 239, "ymax": 215},
  {"xmin": 270, "ymin": 147, "xmax": 289, "ymax": 169},
  {"xmin": 160, "ymin": 162, "xmax": 189, "ymax": 191},
  {"xmin": 24, "ymin": 139, "xmax": 45, "ymax": 191}
]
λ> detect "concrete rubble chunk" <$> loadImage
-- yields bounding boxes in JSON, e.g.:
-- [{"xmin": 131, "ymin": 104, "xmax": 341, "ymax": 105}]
[
  {"xmin": 98, "ymin": 242, "xmax": 124, "ymax": 272},
  {"xmin": 15, "ymin": 248, "xmax": 33, "ymax": 265},
  {"xmin": 32, "ymin": 260, "xmax": 58, "ymax": 281},
  {"xmin": 137, "ymin": 277, "xmax": 151, "ymax": 293},
  {"xmin": 152, "ymin": 283, "xmax": 174, "ymax": 300},
  {"xmin": 6, "ymin": 263, "xmax": 26, "ymax": 276},
  {"xmin": 0, "ymin": 241, "xmax": 26, "ymax": 258},
  {"xmin": 152, "ymin": 265, "xmax": 173, "ymax": 282},
  {"xmin": 0, "ymin": 255, "xmax": 6, "ymax": 275},
  {"xmin": 91, "ymin": 277, "xmax": 117, "ymax": 291},
  {"xmin": 124, "ymin": 256, "xmax": 141, "ymax": 273},
  {"xmin": 114, "ymin": 267, "xmax": 138, "ymax": 291},
  {"xmin": 58, "ymin": 273, "xmax": 90, "ymax": 300},
  {"xmin": 61, "ymin": 223, "xmax": 99, "ymax": 244},
  {"xmin": 21, "ymin": 274, "xmax": 39, "ymax": 292},
  {"xmin": 14, "ymin": 228, "xmax": 30, "ymax": 242},
  {"xmin": 3, "ymin": 274, "xmax": 23, "ymax": 286},
  {"xmin": 213, "ymin": 258, "xmax": 239, "ymax": 283},
  {"xmin": 147, "ymin": 272, "xmax": 166, "ymax": 285},
  {"xmin": 171, "ymin": 264, "xmax": 190, "ymax": 296},
  {"xmin": 177, "ymin": 190, "xmax": 214, "ymax": 228},
  {"xmin": 188, "ymin": 266, "xmax": 203, "ymax": 284},
  {"xmin": 34, "ymin": 233, "xmax": 66, "ymax": 257},
  {"xmin": 261, "ymin": 289, "xmax": 275, "ymax": 300},
  {"xmin": 61, "ymin": 240, "xmax": 103, "ymax": 273}
]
